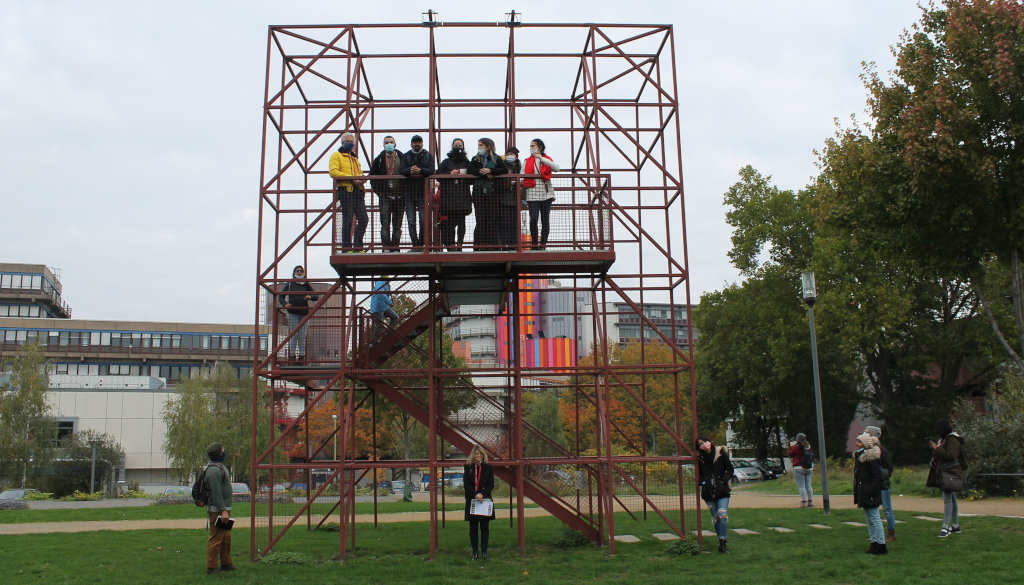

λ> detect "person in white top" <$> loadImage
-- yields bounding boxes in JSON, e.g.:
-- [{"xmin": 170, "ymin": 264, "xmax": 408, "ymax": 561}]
[{"xmin": 522, "ymin": 138, "xmax": 560, "ymax": 250}]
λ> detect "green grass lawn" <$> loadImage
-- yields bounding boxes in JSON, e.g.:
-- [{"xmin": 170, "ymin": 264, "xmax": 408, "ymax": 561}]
[
  {"xmin": 1, "ymin": 507, "xmax": 1022, "ymax": 584},
  {"xmin": 0, "ymin": 500, "xmax": 488, "ymax": 524},
  {"xmin": 738, "ymin": 464, "xmax": 936, "ymax": 498}
]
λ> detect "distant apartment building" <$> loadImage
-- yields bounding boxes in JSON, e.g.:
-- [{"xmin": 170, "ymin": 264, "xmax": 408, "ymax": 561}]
[{"xmin": 0, "ymin": 262, "xmax": 269, "ymax": 485}]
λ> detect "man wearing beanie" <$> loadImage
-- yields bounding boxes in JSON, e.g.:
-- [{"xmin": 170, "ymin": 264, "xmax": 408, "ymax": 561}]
[
  {"xmin": 204, "ymin": 442, "xmax": 235, "ymax": 575},
  {"xmin": 854, "ymin": 433, "xmax": 888, "ymax": 555},
  {"xmin": 865, "ymin": 426, "xmax": 896, "ymax": 542}
]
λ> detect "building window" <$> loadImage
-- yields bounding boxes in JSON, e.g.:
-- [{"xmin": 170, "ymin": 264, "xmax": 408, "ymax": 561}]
[{"xmin": 56, "ymin": 419, "xmax": 76, "ymax": 446}]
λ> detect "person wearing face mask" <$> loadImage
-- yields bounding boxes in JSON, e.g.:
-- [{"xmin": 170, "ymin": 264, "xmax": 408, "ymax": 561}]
[
  {"xmin": 398, "ymin": 135, "xmax": 436, "ymax": 251},
  {"xmin": 467, "ymin": 137, "xmax": 508, "ymax": 251},
  {"xmin": 436, "ymin": 138, "xmax": 473, "ymax": 251},
  {"xmin": 522, "ymin": 138, "xmax": 561, "ymax": 250},
  {"xmin": 278, "ymin": 265, "xmax": 318, "ymax": 364},
  {"xmin": 499, "ymin": 147, "xmax": 522, "ymax": 250},
  {"xmin": 854, "ymin": 433, "xmax": 888, "ymax": 555},
  {"xmin": 329, "ymin": 131, "xmax": 368, "ymax": 252},
  {"xmin": 369, "ymin": 135, "xmax": 404, "ymax": 252},
  {"xmin": 202, "ymin": 442, "xmax": 234, "ymax": 575}
]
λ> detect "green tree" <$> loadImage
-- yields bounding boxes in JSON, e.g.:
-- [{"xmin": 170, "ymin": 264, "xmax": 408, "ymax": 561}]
[
  {"xmin": 0, "ymin": 342, "xmax": 55, "ymax": 487},
  {"xmin": 523, "ymin": 389, "xmax": 567, "ymax": 457},
  {"xmin": 31, "ymin": 430, "xmax": 124, "ymax": 497},
  {"xmin": 162, "ymin": 362, "xmax": 272, "ymax": 483},
  {"xmin": 851, "ymin": 0, "xmax": 1024, "ymax": 366}
]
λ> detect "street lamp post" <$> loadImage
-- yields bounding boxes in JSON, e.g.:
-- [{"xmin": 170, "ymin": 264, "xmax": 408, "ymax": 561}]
[
  {"xmin": 331, "ymin": 414, "xmax": 338, "ymax": 461},
  {"xmin": 801, "ymin": 271, "xmax": 830, "ymax": 515}
]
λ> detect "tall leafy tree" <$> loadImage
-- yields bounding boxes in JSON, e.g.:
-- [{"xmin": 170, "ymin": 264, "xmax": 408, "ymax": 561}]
[
  {"xmin": 0, "ymin": 343, "xmax": 55, "ymax": 486},
  {"xmin": 853, "ymin": 0, "xmax": 1024, "ymax": 366},
  {"xmin": 162, "ymin": 362, "xmax": 272, "ymax": 482}
]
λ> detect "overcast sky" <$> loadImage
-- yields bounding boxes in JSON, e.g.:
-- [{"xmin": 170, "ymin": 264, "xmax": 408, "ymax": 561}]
[{"xmin": 1, "ymin": 1, "xmax": 924, "ymax": 325}]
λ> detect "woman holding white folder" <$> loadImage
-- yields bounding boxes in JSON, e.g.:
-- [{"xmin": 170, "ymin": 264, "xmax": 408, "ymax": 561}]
[{"xmin": 464, "ymin": 445, "xmax": 495, "ymax": 560}]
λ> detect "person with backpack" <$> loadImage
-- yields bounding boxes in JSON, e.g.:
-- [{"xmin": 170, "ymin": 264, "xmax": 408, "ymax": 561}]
[
  {"xmin": 202, "ymin": 442, "xmax": 234, "ymax": 574},
  {"xmin": 929, "ymin": 420, "xmax": 965, "ymax": 537},
  {"xmin": 866, "ymin": 425, "xmax": 896, "ymax": 542},
  {"xmin": 696, "ymin": 435, "xmax": 734, "ymax": 553},
  {"xmin": 788, "ymin": 432, "xmax": 815, "ymax": 507}
]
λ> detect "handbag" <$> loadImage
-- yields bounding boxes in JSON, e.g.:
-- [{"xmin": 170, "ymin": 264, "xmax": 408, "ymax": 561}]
[{"xmin": 939, "ymin": 470, "xmax": 963, "ymax": 492}]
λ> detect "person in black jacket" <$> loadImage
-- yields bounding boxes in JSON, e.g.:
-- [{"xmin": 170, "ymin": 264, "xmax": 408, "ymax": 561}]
[
  {"xmin": 369, "ymin": 135, "xmax": 404, "ymax": 252},
  {"xmin": 467, "ymin": 138, "xmax": 508, "ymax": 251},
  {"xmin": 398, "ymin": 135, "xmax": 435, "ymax": 251},
  {"xmin": 696, "ymin": 435, "xmax": 734, "ymax": 553},
  {"xmin": 499, "ymin": 147, "xmax": 522, "ymax": 250},
  {"xmin": 929, "ymin": 419, "xmax": 964, "ymax": 538},
  {"xmin": 854, "ymin": 433, "xmax": 888, "ymax": 555},
  {"xmin": 278, "ymin": 265, "xmax": 318, "ymax": 363},
  {"xmin": 865, "ymin": 425, "xmax": 896, "ymax": 542},
  {"xmin": 464, "ymin": 444, "xmax": 495, "ymax": 560},
  {"xmin": 436, "ymin": 138, "xmax": 473, "ymax": 251}
]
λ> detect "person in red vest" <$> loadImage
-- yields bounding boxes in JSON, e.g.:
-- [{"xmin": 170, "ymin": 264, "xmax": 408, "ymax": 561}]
[{"xmin": 522, "ymin": 138, "xmax": 561, "ymax": 250}]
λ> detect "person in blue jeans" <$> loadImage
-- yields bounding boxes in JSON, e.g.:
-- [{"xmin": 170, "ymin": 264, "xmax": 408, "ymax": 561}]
[
  {"xmin": 866, "ymin": 426, "xmax": 896, "ymax": 542},
  {"xmin": 854, "ymin": 433, "xmax": 888, "ymax": 555},
  {"xmin": 788, "ymin": 432, "xmax": 814, "ymax": 507},
  {"xmin": 696, "ymin": 435, "xmax": 734, "ymax": 553}
]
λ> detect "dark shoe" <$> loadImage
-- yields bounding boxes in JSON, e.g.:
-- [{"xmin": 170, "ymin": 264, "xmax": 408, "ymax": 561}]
[
  {"xmin": 939, "ymin": 527, "xmax": 951, "ymax": 538},
  {"xmin": 718, "ymin": 538, "xmax": 728, "ymax": 553},
  {"xmin": 481, "ymin": 553, "xmax": 489, "ymax": 560},
  {"xmin": 867, "ymin": 542, "xmax": 878, "ymax": 554},
  {"xmin": 950, "ymin": 526, "xmax": 961, "ymax": 534},
  {"xmin": 875, "ymin": 543, "xmax": 888, "ymax": 556},
  {"xmin": 886, "ymin": 528, "xmax": 895, "ymax": 542},
  {"xmin": 220, "ymin": 565, "xmax": 236, "ymax": 572},
  {"xmin": 207, "ymin": 568, "xmax": 221, "ymax": 575},
  {"xmin": 471, "ymin": 553, "xmax": 478, "ymax": 560}
]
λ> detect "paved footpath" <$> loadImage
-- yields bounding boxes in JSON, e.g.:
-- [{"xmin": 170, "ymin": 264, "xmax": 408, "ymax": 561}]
[{"xmin": 1, "ymin": 492, "xmax": 1021, "ymax": 535}]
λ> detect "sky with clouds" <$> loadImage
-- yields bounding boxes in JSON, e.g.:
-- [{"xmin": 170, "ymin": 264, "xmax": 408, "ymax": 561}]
[{"xmin": 1, "ymin": 1, "xmax": 924, "ymax": 324}]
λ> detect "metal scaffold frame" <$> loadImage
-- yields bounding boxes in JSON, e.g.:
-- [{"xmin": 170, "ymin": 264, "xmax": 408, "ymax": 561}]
[{"xmin": 252, "ymin": 18, "xmax": 699, "ymax": 560}]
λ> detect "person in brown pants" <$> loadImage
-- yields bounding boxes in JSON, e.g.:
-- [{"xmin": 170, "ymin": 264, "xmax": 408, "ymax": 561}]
[{"xmin": 203, "ymin": 442, "xmax": 235, "ymax": 575}]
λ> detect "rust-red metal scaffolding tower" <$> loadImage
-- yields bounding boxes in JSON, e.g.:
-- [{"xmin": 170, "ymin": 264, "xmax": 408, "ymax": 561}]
[{"xmin": 252, "ymin": 18, "xmax": 698, "ymax": 560}]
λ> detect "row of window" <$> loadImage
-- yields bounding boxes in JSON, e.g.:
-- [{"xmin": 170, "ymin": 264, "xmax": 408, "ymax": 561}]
[
  {"xmin": 1, "ymin": 329, "xmax": 268, "ymax": 351},
  {"xmin": 0, "ymin": 272, "xmax": 55, "ymax": 292},
  {"xmin": 52, "ymin": 362, "xmax": 252, "ymax": 381},
  {"xmin": 0, "ymin": 304, "xmax": 57, "ymax": 318}
]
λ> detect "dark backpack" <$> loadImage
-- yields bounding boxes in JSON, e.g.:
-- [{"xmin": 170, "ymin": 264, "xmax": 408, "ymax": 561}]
[
  {"xmin": 956, "ymin": 436, "xmax": 969, "ymax": 471},
  {"xmin": 801, "ymin": 448, "xmax": 815, "ymax": 469},
  {"xmin": 191, "ymin": 463, "xmax": 219, "ymax": 507}
]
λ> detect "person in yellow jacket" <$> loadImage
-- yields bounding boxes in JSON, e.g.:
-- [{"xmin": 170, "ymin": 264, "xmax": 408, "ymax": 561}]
[{"xmin": 330, "ymin": 131, "xmax": 368, "ymax": 252}]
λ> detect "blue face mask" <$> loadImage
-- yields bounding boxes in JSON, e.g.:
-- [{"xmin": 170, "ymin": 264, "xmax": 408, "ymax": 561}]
[
  {"xmin": 478, "ymin": 148, "xmax": 487, "ymax": 156},
  {"xmin": 340, "ymin": 142, "xmax": 354, "ymax": 153},
  {"xmin": 384, "ymin": 143, "xmax": 395, "ymax": 153}
]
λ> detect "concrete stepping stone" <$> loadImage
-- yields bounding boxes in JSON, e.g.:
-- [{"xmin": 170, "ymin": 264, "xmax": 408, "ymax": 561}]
[
  {"xmin": 807, "ymin": 523, "xmax": 832, "ymax": 530},
  {"xmin": 692, "ymin": 529, "xmax": 717, "ymax": 537},
  {"xmin": 652, "ymin": 532, "xmax": 681, "ymax": 541},
  {"xmin": 915, "ymin": 515, "xmax": 942, "ymax": 522},
  {"xmin": 842, "ymin": 521, "xmax": 866, "ymax": 527},
  {"xmin": 769, "ymin": 526, "xmax": 795, "ymax": 533},
  {"xmin": 614, "ymin": 534, "xmax": 641, "ymax": 543},
  {"xmin": 731, "ymin": 528, "xmax": 759, "ymax": 535}
]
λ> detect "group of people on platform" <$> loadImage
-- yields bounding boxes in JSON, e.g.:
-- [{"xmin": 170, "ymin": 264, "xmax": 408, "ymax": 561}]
[{"xmin": 329, "ymin": 133, "xmax": 560, "ymax": 253}]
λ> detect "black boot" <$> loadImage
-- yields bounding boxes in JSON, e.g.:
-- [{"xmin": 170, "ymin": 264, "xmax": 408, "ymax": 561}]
[
  {"xmin": 875, "ymin": 543, "xmax": 888, "ymax": 556},
  {"xmin": 867, "ymin": 542, "xmax": 878, "ymax": 554},
  {"xmin": 718, "ymin": 538, "xmax": 729, "ymax": 553}
]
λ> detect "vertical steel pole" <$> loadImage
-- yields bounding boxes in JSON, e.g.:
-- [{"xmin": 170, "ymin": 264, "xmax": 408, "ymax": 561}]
[{"xmin": 807, "ymin": 304, "xmax": 831, "ymax": 515}]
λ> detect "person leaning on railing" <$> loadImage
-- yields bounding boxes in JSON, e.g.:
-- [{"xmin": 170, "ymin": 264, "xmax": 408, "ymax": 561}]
[
  {"xmin": 329, "ymin": 131, "xmax": 368, "ymax": 253},
  {"xmin": 522, "ymin": 138, "xmax": 560, "ymax": 250},
  {"xmin": 369, "ymin": 135, "xmax": 404, "ymax": 252},
  {"xmin": 399, "ymin": 135, "xmax": 436, "ymax": 252},
  {"xmin": 467, "ymin": 137, "xmax": 508, "ymax": 251},
  {"xmin": 436, "ymin": 138, "xmax": 473, "ymax": 252},
  {"xmin": 499, "ymin": 147, "xmax": 522, "ymax": 250}
]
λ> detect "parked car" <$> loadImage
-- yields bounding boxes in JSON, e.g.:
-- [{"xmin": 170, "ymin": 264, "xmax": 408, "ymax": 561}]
[
  {"xmin": 0, "ymin": 489, "xmax": 39, "ymax": 500},
  {"xmin": 163, "ymin": 486, "xmax": 190, "ymax": 496},
  {"xmin": 390, "ymin": 480, "xmax": 407, "ymax": 494},
  {"xmin": 258, "ymin": 483, "xmax": 289, "ymax": 494},
  {"xmin": 231, "ymin": 483, "xmax": 251, "ymax": 497},
  {"xmin": 734, "ymin": 458, "xmax": 779, "ymax": 480},
  {"xmin": 759, "ymin": 459, "xmax": 787, "ymax": 478},
  {"xmin": 731, "ymin": 461, "xmax": 763, "ymax": 482}
]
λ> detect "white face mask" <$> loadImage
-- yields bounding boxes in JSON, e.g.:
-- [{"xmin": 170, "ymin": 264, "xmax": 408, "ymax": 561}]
[
  {"xmin": 477, "ymin": 148, "xmax": 487, "ymax": 156},
  {"xmin": 529, "ymin": 147, "xmax": 539, "ymax": 155},
  {"xmin": 505, "ymin": 155, "xmax": 517, "ymax": 163}
]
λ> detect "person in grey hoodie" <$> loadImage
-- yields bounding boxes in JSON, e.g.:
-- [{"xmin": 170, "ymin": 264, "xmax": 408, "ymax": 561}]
[{"xmin": 203, "ymin": 442, "xmax": 235, "ymax": 574}]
